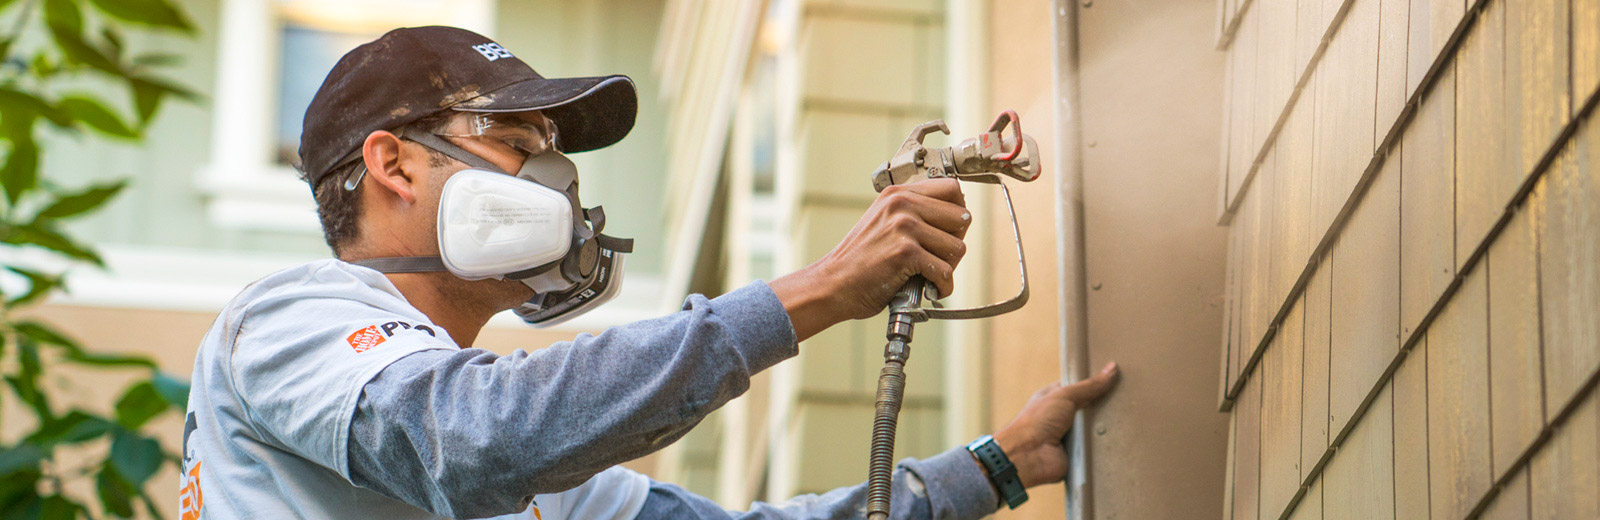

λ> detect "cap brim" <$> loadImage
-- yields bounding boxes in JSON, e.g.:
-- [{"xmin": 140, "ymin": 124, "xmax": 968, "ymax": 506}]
[{"xmin": 451, "ymin": 74, "xmax": 637, "ymax": 154}]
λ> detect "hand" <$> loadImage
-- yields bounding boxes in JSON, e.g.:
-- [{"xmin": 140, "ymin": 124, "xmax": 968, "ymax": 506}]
[
  {"xmin": 770, "ymin": 178, "xmax": 970, "ymax": 341},
  {"xmin": 990, "ymin": 362, "xmax": 1119, "ymax": 488}
]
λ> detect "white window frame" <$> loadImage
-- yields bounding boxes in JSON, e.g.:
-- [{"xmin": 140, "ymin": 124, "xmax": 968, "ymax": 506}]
[{"xmin": 198, "ymin": 0, "xmax": 495, "ymax": 232}]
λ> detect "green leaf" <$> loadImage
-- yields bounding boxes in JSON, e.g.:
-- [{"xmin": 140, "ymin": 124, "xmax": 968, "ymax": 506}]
[
  {"xmin": 28, "ymin": 411, "xmax": 114, "ymax": 446},
  {"xmin": 63, "ymin": 351, "xmax": 157, "ymax": 368},
  {"xmin": 2, "ymin": 494, "xmax": 41, "ymax": 520},
  {"xmin": 130, "ymin": 52, "xmax": 181, "ymax": 68},
  {"xmin": 3, "ymin": 223, "xmax": 105, "ymax": 267},
  {"xmin": 36, "ymin": 180, "xmax": 125, "ymax": 219},
  {"xmin": 127, "ymin": 76, "xmax": 199, "ymax": 125},
  {"xmin": 4, "ymin": 267, "xmax": 60, "ymax": 308},
  {"xmin": 4, "ymin": 343, "xmax": 55, "ymax": 424},
  {"xmin": 96, "ymin": 467, "xmax": 135, "ymax": 517},
  {"xmin": 17, "ymin": 338, "xmax": 41, "ymax": 379},
  {"xmin": 100, "ymin": 27, "xmax": 123, "ymax": 60},
  {"xmin": 57, "ymin": 97, "xmax": 138, "ymax": 139},
  {"xmin": 29, "ymin": 54, "xmax": 62, "ymax": 78},
  {"xmin": 15, "ymin": 321, "xmax": 77, "ymax": 350},
  {"xmin": 47, "ymin": 25, "xmax": 120, "ymax": 75},
  {"xmin": 151, "ymin": 373, "xmax": 189, "ymax": 406},
  {"xmin": 0, "ymin": 468, "xmax": 42, "ymax": 515},
  {"xmin": 115, "ymin": 382, "xmax": 167, "ymax": 429},
  {"xmin": 85, "ymin": 0, "xmax": 194, "ymax": 33},
  {"xmin": 37, "ymin": 494, "xmax": 78, "ymax": 520},
  {"xmin": 109, "ymin": 430, "xmax": 161, "ymax": 484},
  {"xmin": 0, "ymin": 139, "xmax": 39, "ymax": 206},
  {"xmin": 0, "ymin": 444, "xmax": 45, "ymax": 477},
  {"xmin": 0, "ymin": 88, "xmax": 72, "ymax": 127},
  {"xmin": 41, "ymin": 0, "xmax": 83, "ymax": 37}
]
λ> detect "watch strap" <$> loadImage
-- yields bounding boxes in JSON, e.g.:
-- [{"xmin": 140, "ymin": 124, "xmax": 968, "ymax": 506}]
[{"xmin": 966, "ymin": 435, "xmax": 1028, "ymax": 509}]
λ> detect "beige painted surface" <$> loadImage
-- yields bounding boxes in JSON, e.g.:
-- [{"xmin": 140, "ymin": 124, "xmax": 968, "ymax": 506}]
[
  {"xmin": 987, "ymin": 0, "xmax": 1229, "ymax": 519},
  {"xmin": 1074, "ymin": 0, "xmax": 1232, "ymax": 518}
]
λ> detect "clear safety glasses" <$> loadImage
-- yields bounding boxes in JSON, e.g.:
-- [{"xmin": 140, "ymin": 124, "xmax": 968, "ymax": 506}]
[
  {"xmin": 339, "ymin": 112, "xmax": 559, "ymax": 191},
  {"xmin": 435, "ymin": 112, "xmax": 559, "ymax": 159}
]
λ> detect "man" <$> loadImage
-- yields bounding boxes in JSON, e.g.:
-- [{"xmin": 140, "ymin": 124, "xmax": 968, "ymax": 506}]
[{"xmin": 181, "ymin": 26, "xmax": 1117, "ymax": 520}]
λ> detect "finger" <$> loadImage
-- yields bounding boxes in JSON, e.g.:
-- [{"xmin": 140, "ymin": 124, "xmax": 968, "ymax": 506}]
[
  {"xmin": 905, "ymin": 247, "xmax": 955, "ymax": 299},
  {"xmin": 1060, "ymin": 362, "xmax": 1119, "ymax": 405},
  {"xmin": 900, "ymin": 178, "xmax": 966, "ymax": 206},
  {"xmin": 910, "ymin": 194, "xmax": 973, "ymax": 238},
  {"xmin": 905, "ymin": 218, "xmax": 967, "ymax": 268},
  {"xmin": 884, "ymin": 190, "xmax": 971, "ymax": 238}
]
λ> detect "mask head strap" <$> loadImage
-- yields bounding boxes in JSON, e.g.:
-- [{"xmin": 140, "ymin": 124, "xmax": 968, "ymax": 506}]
[
  {"xmin": 398, "ymin": 129, "xmax": 507, "ymax": 174},
  {"xmin": 350, "ymin": 256, "xmax": 446, "ymax": 273}
]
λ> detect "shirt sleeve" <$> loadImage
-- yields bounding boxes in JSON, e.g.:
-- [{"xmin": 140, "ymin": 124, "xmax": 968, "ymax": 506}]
[
  {"xmin": 635, "ymin": 447, "xmax": 1000, "ymax": 520},
  {"xmin": 346, "ymin": 282, "xmax": 798, "ymax": 519},
  {"xmin": 228, "ymin": 282, "xmax": 458, "ymax": 481}
]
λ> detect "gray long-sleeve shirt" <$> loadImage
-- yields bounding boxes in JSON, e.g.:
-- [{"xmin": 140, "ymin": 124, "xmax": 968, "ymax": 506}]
[{"xmin": 344, "ymin": 277, "xmax": 999, "ymax": 519}]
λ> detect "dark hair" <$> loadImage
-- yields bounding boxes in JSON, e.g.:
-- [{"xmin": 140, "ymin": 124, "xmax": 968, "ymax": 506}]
[{"xmin": 304, "ymin": 112, "xmax": 459, "ymax": 257}]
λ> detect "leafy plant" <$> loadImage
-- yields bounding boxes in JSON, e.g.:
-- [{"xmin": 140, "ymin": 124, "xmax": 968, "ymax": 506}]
[{"xmin": 0, "ymin": 0, "xmax": 198, "ymax": 517}]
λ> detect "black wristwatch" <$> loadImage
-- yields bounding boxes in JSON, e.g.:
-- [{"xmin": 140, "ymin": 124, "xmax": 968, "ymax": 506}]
[{"xmin": 966, "ymin": 435, "xmax": 1028, "ymax": 509}]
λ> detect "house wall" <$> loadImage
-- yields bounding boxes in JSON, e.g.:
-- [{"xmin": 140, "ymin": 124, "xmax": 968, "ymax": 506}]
[
  {"xmin": 983, "ymin": 1, "xmax": 1231, "ymax": 519},
  {"xmin": 1214, "ymin": 0, "xmax": 1600, "ymax": 518}
]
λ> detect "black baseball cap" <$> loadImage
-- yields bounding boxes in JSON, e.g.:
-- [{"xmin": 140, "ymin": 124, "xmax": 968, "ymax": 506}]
[{"xmin": 298, "ymin": 26, "xmax": 637, "ymax": 187}]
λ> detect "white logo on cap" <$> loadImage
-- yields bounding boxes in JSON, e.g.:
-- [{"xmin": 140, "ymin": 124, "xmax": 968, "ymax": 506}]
[{"xmin": 473, "ymin": 43, "xmax": 514, "ymax": 61}]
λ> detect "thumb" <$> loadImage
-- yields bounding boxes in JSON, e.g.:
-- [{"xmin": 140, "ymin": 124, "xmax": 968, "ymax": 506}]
[{"xmin": 1060, "ymin": 362, "xmax": 1119, "ymax": 405}]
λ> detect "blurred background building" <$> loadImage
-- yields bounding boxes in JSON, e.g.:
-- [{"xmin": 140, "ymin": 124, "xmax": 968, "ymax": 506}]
[{"xmin": 22, "ymin": 0, "xmax": 1519, "ymax": 518}]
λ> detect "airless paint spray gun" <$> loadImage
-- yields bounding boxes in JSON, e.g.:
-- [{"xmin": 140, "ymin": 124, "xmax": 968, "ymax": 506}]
[{"xmin": 863, "ymin": 110, "xmax": 1042, "ymax": 520}]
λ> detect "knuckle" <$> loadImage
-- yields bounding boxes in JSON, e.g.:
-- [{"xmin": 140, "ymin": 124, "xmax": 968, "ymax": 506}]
[
  {"xmin": 884, "ymin": 191, "xmax": 914, "ymax": 211},
  {"xmin": 891, "ymin": 213, "xmax": 920, "ymax": 232},
  {"xmin": 894, "ymin": 239, "xmax": 921, "ymax": 259}
]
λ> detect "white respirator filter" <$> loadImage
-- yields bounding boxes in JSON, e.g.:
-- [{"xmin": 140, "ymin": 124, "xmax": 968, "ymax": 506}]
[{"xmin": 436, "ymin": 169, "xmax": 574, "ymax": 280}]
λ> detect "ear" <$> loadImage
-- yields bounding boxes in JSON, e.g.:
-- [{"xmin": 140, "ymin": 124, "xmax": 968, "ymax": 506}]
[{"xmin": 362, "ymin": 130, "xmax": 418, "ymax": 204}]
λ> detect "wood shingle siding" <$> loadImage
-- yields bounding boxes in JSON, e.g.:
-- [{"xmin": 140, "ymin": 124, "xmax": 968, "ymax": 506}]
[{"xmin": 1215, "ymin": 0, "xmax": 1600, "ymax": 517}]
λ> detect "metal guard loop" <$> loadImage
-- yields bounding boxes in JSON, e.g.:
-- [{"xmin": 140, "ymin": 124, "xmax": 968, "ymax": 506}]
[
  {"xmin": 923, "ymin": 182, "xmax": 1028, "ymax": 320},
  {"xmin": 988, "ymin": 109, "xmax": 1022, "ymax": 163}
]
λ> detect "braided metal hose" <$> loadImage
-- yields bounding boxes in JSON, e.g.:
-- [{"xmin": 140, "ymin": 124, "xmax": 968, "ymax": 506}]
[
  {"xmin": 866, "ymin": 277, "xmax": 924, "ymax": 520},
  {"xmin": 865, "ymin": 352, "xmax": 908, "ymax": 520}
]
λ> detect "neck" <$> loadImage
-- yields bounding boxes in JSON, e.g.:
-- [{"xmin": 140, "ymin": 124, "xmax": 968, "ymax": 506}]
[{"xmin": 382, "ymin": 272, "xmax": 496, "ymax": 349}]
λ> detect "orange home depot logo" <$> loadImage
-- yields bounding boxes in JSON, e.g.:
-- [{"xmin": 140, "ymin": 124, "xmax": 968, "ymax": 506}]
[
  {"xmin": 347, "ymin": 326, "xmax": 387, "ymax": 352},
  {"xmin": 179, "ymin": 460, "xmax": 203, "ymax": 520},
  {"xmin": 347, "ymin": 321, "xmax": 438, "ymax": 352}
]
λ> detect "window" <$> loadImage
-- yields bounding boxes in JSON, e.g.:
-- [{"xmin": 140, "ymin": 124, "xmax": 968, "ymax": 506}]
[{"xmin": 200, "ymin": 0, "xmax": 492, "ymax": 231}]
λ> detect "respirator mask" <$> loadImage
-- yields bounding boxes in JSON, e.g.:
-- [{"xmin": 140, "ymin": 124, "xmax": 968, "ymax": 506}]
[{"xmin": 350, "ymin": 113, "xmax": 634, "ymax": 327}]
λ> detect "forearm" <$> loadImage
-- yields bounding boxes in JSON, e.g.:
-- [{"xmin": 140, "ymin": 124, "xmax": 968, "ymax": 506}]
[
  {"xmin": 767, "ymin": 267, "xmax": 845, "ymax": 342},
  {"xmin": 637, "ymin": 447, "xmax": 998, "ymax": 520},
  {"xmin": 347, "ymin": 282, "xmax": 798, "ymax": 518}
]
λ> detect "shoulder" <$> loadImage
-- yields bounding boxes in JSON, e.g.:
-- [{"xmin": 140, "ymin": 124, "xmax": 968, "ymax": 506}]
[{"xmin": 222, "ymin": 259, "xmax": 455, "ymax": 371}]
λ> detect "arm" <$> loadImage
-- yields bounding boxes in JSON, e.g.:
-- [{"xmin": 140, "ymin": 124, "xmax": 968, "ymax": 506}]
[
  {"xmin": 347, "ymin": 178, "xmax": 973, "ymax": 517},
  {"xmin": 633, "ymin": 363, "xmax": 1122, "ymax": 520},
  {"xmin": 347, "ymin": 282, "xmax": 797, "ymax": 519},
  {"xmin": 638, "ymin": 448, "xmax": 997, "ymax": 520}
]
